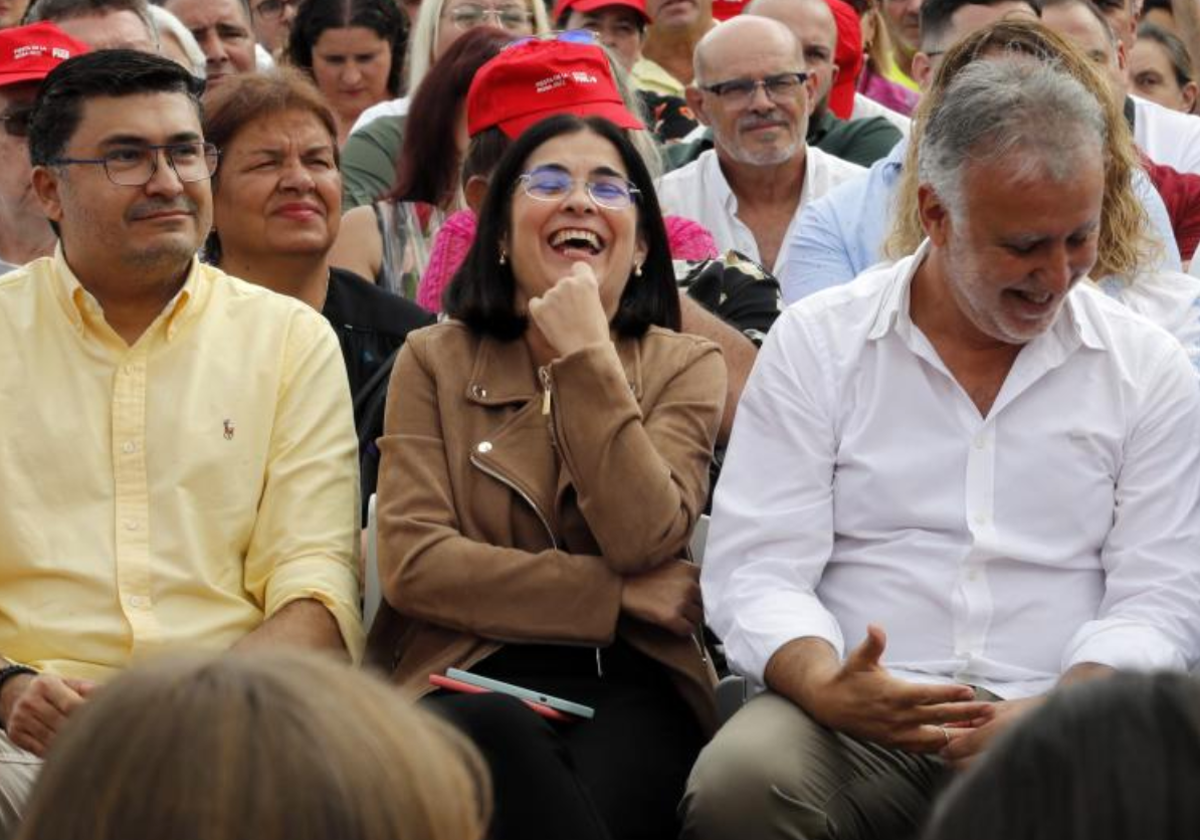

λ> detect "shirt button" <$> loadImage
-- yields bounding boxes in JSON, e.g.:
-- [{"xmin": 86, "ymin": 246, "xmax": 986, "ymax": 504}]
[
  {"xmin": 967, "ymin": 569, "xmax": 980, "ymax": 582},
  {"xmin": 122, "ymin": 441, "xmax": 137, "ymax": 454},
  {"xmin": 973, "ymin": 513, "xmax": 987, "ymax": 526},
  {"xmin": 974, "ymin": 437, "xmax": 986, "ymax": 450},
  {"xmin": 477, "ymin": 441, "xmax": 492, "ymax": 454},
  {"xmin": 124, "ymin": 519, "xmax": 139, "ymax": 531},
  {"xmin": 129, "ymin": 595, "xmax": 149, "ymax": 609}
]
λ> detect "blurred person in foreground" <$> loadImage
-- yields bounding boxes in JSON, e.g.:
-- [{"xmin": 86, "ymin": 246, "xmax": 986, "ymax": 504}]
[
  {"xmin": 923, "ymin": 672, "xmax": 1200, "ymax": 840},
  {"xmin": 368, "ymin": 113, "xmax": 725, "ymax": 840},
  {"xmin": 0, "ymin": 49, "xmax": 363, "ymax": 833},
  {"xmin": 15, "ymin": 651, "xmax": 490, "ymax": 840},
  {"xmin": 687, "ymin": 56, "xmax": 1200, "ymax": 840}
]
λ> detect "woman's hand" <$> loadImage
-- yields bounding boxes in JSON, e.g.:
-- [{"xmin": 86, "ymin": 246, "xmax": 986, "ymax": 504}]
[
  {"xmin": 527, "ymin": 262, "xmax": 613, "ymax": 358},
  {"xmin": 620, "ymin": 560, "xmax": 703, "ymax": 637}
]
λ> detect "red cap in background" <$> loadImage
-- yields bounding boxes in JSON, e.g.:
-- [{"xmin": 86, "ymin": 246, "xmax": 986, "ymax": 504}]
[
  {"xmin": 467, "ymin": 39, "xmax": 644, "ymax": 138},
  {"xmin": 0, "ymin": 22, "xmax": 90, "ymax": 88},
  {"xmin": 825, "ymin": 0, "xmax": 864, "ymax": 119},
  {"xmin": 552, "ymin": 0, "xmax": 652, "ymax": 24}
]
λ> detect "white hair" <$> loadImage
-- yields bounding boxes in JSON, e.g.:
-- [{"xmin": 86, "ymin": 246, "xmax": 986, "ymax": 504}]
[{"xmin": 148, "ymin": 4, "xmax": 206, "ymax": 78}]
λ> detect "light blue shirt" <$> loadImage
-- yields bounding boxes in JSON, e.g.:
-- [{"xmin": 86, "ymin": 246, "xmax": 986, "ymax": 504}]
[{"xmin": 781, "ymin": 137, "xmax": 1184, "ymax": 304}]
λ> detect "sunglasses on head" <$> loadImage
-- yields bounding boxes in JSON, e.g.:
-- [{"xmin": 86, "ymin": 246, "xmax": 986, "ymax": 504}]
[{"xmin": 504, "ymin": 28, "xmax": 599, "ymax": 50}]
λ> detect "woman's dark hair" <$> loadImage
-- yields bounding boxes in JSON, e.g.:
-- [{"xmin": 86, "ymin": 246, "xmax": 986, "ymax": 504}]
[
  {"xmin": 444, "ymin": 114, "xmax": 679, "ymax": 340},
  {"xmin": 286, "ymin": 0, "xmax": 408, "ymax": 97},
  {"xmin": 923, "ymin": 672, "xmax": 1200, "ymax": 840},
  {"xmin": 460, "ymin": 125, "xmax": 511, "ymax": 185},
  {"xmin": 385, "ymin": 27, "xmax": 515, "ymax": 205}
]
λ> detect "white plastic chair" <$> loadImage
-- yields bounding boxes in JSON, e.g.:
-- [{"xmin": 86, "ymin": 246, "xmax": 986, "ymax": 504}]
[{"xmin": 363, "ymin": 494, "xmax": 382, "ymax": 627}]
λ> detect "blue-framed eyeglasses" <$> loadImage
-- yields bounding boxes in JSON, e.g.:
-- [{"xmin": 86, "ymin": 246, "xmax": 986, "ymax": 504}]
[
  {"xmin": 505, "ymin": 29, "xmax": 599, "ymax": 50},
  {"xmin": 517, "ymin": 166, "xmax": 640, "ymax": 210}
]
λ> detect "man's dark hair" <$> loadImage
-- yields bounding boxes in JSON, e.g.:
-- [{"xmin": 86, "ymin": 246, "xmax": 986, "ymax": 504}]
[
  {"xmin": 29, "ymin": 49, "xmax": 205, "ymax": 168},
  {"xmin": 920, "ymin": 0, "xmax": 1043, "ymax": 50},
  {"xmin": 286, "ymin": 0, "xmax": 408, "ymax": 97},
  {"xmin": 27, "ymin": 0, "xmax": 158, "ymax": 38},
  {"xmin": 444, "ymin": 114, "xmax": 680, "ymax": 341}
]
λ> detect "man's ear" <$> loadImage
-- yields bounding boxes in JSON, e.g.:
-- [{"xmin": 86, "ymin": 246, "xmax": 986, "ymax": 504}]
[
  {"xmin": 1116, "ymin": 38, "xmax": 1128, "ymax": 73},
  {"xmin": 911, "ymin": 51, "xmax": 933, "ymax": 90},
  {"xmin": 464, "ymin": 174, "xmax": 490, "ymax": 215},
  {"xmin": 685, "ymin": 86, "xmax": 710, "ymax": 126},
  {"xmin": 918, "ymin": 183, "xmax": 953, "ymax": 246},
  {"xmin": 30, "ymin": 165, "xmax": 64, "ymax": 227}
]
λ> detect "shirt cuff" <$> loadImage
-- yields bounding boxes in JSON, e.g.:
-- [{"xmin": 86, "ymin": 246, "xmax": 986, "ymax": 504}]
[
  {"xmin": 1062, "ymin": 618, "xmax": 1188, "ymax": 673},
  {"xmin": 265, "ymin": 557, "xmax": 366, "ymax": 663},
  {"xmin": 722, "ymin": 601, "xmax": 846, "ymax": 687}
]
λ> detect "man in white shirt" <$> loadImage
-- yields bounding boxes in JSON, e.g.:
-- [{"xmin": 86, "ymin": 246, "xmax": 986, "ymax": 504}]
[
  {"xmin": 683, "ymin": 57, "xmax": 1200, "ymax": 840},
  {"xmin": 656, "ymin": 15, "xmax": 863, "ymax": 279}
]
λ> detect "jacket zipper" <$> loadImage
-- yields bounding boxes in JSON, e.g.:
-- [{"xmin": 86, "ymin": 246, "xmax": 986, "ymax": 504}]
[{"xmin": 469, "ymin": 455, "xmax": 558, "ymax": 551}]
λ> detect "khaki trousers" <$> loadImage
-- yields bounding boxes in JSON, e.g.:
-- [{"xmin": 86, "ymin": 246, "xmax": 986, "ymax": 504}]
[
  {"xmin": 679, "ymin": 692, "xmax": 948, "ymax": 840},
  {"xmin": 0, "ymin": 732, "xmax": 39, "ymax": 840}
]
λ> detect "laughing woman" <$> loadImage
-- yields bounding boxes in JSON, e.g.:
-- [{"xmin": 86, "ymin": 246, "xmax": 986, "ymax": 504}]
[{"xmin": 368, "ymin": 114, "xmax": 725, "ymax": 840}]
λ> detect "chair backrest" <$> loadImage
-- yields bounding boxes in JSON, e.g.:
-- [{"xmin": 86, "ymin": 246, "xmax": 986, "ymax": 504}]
[{"xmin": 363, "ymin": 494, "xmax": 382, "ymax": 627}]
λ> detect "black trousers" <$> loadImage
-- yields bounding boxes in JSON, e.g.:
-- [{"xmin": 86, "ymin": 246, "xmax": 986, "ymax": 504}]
[{"xmin": 425, "ymin": 640, "xmax": 704, "ymax": 840}]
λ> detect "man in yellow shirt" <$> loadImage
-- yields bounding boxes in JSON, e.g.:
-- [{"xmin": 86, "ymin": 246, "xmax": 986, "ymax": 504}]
[{"xmin": 0, "ymin": 49, "xmax": 363, "ymax": 833}]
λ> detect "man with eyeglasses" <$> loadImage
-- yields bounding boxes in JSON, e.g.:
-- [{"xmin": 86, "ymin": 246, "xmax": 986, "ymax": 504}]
[
  {"xmin": 0, "ymin": 22, "xmax": 87, "ymax": 274},
  {"xmin": 0, "ymin": 49, "xmax": 363, "ymax": 833},
  {"xmin": 657, "ymin": 15, "xmax": 864, "ymax": 281}
]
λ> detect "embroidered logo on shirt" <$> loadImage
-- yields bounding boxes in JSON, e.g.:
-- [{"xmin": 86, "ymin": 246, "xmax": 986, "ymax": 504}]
[{"xmin": 223, "ymin": 419, "xmax": 235, "ymax": 440}]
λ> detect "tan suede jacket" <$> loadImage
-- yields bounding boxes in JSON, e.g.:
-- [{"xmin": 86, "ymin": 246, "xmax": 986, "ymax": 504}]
[{"xmin": 365, "ymin": 321, "xmax": 727, "ymax": 734}]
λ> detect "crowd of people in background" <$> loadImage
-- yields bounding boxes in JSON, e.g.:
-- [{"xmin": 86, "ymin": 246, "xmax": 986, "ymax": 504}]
[{"xmin": 3, "ymin": 0, "xmax": 1200, "ymax": 838}]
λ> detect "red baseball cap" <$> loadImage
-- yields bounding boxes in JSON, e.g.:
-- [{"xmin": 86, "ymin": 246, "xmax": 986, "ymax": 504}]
[
  {"xmin": 467, "ymin": 39, "xmax": 644, "ymax": 139},
  {"xmin": 0, "ymin": 23, "xmax": 90, "ymax": 89},
  {"xmin": 552, "ymin": 0, "xmax": 652, "ymax": 24},
  {"xmin": 825, "ymin": 0, "xmax": 863, "ymax": 120}
]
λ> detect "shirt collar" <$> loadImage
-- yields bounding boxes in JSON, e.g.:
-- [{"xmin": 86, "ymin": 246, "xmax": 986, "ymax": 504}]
[
  {"xmin": 52, "ymin": 245, "xmax": 202, "ymax": 343},
  {"xmin": 866, "ymin": 238, "xmax": 1106, "ymax": 354}
]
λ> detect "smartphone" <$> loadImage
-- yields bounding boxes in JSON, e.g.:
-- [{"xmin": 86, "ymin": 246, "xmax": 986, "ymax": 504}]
[
  {"xmin": 445, "ymin": 668, "xmax": 596, "ymax": 719},
  {"xmin": 428, "ymin": 674, "xmax": 572, "ymax": 722}
]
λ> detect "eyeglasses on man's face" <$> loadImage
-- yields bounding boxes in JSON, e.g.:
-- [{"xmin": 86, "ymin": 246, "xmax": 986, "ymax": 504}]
[
  {"xmin": 48, "ymin": 141, "xmax": 221, "ymax": 187},
  {"xmin": 700, "ymin": 72, "xmax": 810, "ymax": 107},
  {"xmin": 445, "ymin": 3, "xmax": 533, "ymax": 31},
  {"xmin": 253, "ymin": 0, "xmax": 300, "ymax": 21},
  {"xmin": 517, "ymin": 166, "xmax": 640, "ymax": 210}
]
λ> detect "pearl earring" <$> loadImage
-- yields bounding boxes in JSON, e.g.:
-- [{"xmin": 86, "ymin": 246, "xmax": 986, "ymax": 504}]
[{"xmin": 499, "ymin": 250, "xmax": 507, "ymax": 266}]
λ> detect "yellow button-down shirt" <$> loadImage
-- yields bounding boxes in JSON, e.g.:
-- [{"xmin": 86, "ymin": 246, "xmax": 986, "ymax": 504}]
[{"xmin": 0, "ymin": 251, "xmax": 364, "ymax": 681}]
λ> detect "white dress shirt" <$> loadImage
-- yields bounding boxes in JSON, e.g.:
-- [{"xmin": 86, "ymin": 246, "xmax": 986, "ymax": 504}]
[
  {"xmin": 655, "ymin": 146, "xmax": 864, "ymax": 278},
  {"xmin": 704, "ymin": 242, "xmax": 1200, "ymax": 700},
  {"xmin": 1133, "ymin": 94, "xmax": 1200, "ymax": 175}
]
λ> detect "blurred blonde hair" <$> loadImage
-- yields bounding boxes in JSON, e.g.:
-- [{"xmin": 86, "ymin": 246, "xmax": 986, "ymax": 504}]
[
  {"xmin": 884, "ymin": 18, "xmax": 1151, "ymax": 280},
  {"xmin": 17, "ymin": 651, "xmax": 491, "ymax": 840},
  {"xmin": 408, "ymin": 0, "xmax": 550, "ymax": 94}
]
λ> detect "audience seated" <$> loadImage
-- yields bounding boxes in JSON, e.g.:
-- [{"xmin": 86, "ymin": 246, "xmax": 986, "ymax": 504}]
[
  {"xmin": 923, "ymin": 672, "xmax": 1200, "ymax": 840},
  {"xmin": 783, "ymin": 3, "xmax": 1185, "ymax": 301},
  {"xmin": 26, "ymin": 0, "xmax": 159, "ymax": 52},
  {"xmin": 686, "ymin": 56, "xmax": 1200, "ymax": 840},
  {"xmin": 0, "ymin": 49, "xmax": 363, "ymax": 834},
  {"xmin": 283, "ymin": 0, "xmax": 407, "ymax": 145},
  {"xmin": 658, "ymin": 15, "xmax": 865, "ymax": 279},
  {"xmin": 1131, "ymin": 21, "xmax": 1198, "ymax": 113},
  {"xmin": 14, "ymin": 651, "xmax": 491, "ymax": 840},
  {"xmin": 200, "ymin": 68, "xmax": 433, "ymax": 503},
  {"xmin": 0, "ymin": 22, "xmax": 87, "ymax": 273},
  {"xmin": 338, "ymin": 0, "xmax": 546, "ymax": 207},
  {"xmin": 329, "ymin": 27, "xmax": 515, "ymax": 297},
  {"xmin": 366, "ymin": 113, "xmax": 725, "ymax": 840},
  {"xmin": 161, "ymin": 0, "xmax": 258, "ymax": 89}
]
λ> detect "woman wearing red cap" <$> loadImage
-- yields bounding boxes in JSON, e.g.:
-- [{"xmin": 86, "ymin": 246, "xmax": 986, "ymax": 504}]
[{"xmin": 368, "ymin": 114, "xmax": 725, "ymax": 840}]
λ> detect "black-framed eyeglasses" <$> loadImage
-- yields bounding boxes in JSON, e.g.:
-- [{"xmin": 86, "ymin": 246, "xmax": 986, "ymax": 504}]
[
  {"xmin": 48, "ymin": 142, "xmax": 221, "ymax": 187},
  {"xmin": 700, "ymin": 72, "xmax": 810, "ymax": 106},
  {"xmin": 0, "ymin": 105, "xmax": 33, "ymax": 139},
  {"xmin": 517, "ymin": 166, "xmax": 640, "ymax": 210},
  {"xmin": 252, "ymin": 0, "xmax": 300, "ymax": 20},
  {"xmin": 444, "ymin": 3, "xmax": 534, "ymax": 31}
]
